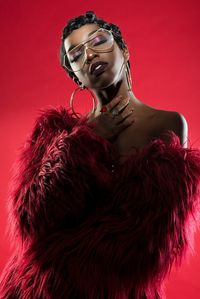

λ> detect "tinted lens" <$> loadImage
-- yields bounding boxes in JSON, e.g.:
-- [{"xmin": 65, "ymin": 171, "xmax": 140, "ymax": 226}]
[
  {"xmin": 66, "ymin": 45, "xmax": 85, "ymax": 72},
  {"xmin": 68, "ymin": 46, "xmax": 84, "ymax": 64},
  {"xmin": 88, "ymin": 30, "xmax": 113, "ymax": 50}
]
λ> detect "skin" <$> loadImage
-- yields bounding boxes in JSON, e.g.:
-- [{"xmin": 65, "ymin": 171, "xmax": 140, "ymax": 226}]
[{"xmin": 64, "ymin": 24, "xmax": 188, "ymax": 162}]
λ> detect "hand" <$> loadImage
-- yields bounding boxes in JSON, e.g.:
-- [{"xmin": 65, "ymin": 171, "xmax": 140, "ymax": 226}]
[{"xmin": 88, "ymin": 95, "xmax": 135, "ymax": 141}]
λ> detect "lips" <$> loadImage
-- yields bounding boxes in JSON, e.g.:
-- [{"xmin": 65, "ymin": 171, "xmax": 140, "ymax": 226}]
[{"xmin": 90, "ymin": 61, "xmax": 108, "ymax": 76}]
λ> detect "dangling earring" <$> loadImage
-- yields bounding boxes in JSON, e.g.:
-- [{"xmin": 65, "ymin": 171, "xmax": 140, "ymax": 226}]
[
  {"xmin": 125, "ymin": 63, "xmax": 132, "ymax": 91},
  {"xmin": 70, "ymin": 83, "xmax": 98, "ymax": 118}
]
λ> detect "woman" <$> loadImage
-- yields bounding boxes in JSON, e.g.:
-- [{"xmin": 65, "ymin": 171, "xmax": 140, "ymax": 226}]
[
  {"xmin": 61, "ymin": 11, "xmax": 188, "ymax": 155},
  {"xmin": 0, "ymin": 11, "xmax": 200, "ymax": 299}
]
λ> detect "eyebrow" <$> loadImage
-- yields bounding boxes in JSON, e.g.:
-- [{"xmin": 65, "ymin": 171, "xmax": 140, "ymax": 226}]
[{"xmin": 67, "ymin": 29, "xmax": 98, "ymax": 52}]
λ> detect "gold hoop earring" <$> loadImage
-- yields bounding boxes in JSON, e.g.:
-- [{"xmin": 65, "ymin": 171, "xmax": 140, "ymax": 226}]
[
  {"xmin": 125, "ymin": 63, "xmax": 132, "ymax": 91},
  {"xmin": 70, "ymin": 84, "xmax": 98, "ymax": 118}
]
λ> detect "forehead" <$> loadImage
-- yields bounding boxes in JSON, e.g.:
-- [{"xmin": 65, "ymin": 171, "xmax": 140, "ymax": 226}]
[{"xmin": 64, "ymin": 23, "xmax": 100, "ymax": 52}]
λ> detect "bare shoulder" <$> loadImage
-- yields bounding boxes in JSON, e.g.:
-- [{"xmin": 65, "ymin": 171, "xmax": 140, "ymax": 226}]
[{"xmin": 155, "ymin": 109, "xmax": 188, "ymax": 147}]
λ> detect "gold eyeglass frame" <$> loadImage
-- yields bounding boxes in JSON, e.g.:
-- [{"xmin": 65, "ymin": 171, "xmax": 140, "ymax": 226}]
[{"xmin": 62, "ymin": 28, "xmax": 115, "ymax": 72}]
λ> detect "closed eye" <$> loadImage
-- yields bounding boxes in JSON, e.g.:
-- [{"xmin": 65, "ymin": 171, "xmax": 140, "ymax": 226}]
[{"xmin": 70, "ymin": 49, "xmax": 83, "ymax": 63}]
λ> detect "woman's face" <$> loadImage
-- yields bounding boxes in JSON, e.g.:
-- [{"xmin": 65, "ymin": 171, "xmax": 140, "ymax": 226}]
[{"xmin": 64, "ymin": 23, "xmax": 127, "ymax": 90}]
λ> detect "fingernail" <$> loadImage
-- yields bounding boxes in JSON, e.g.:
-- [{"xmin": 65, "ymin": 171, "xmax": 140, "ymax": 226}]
[{"xmin": 100, "ymin": 105, "xmax": 107, "ymax": 112}]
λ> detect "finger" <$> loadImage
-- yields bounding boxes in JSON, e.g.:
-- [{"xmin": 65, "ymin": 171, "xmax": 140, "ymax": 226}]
[
  {"xmin": 111, "ymin": 97, "xmax": 130, "ymax": 116},
  {"xmin": 122, "ymin": 108, "xmax": 134, "ymax": 118},
  {"xmin": 116, "ymin": 108, "xmax": 134, "ymax": 124},
  {"xmin": 118, "ymin": 115, "xmax": 135, "ymax": 129},
  {"xmin": 106, "ymin": 96, "xmax": 123, "ymax": 112},
  {"xmin": 108, "ymin": 98, "xmax": 130, "ymax": 118},
  {"xmin": 117, "ymin": 97, "xmax": 130, "ymax": 113}
]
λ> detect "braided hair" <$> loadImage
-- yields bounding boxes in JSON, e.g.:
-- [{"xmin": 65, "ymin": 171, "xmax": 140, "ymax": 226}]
[{"xmin": 60, "ymin": 11, "xmax": 130, "ymax": 86}]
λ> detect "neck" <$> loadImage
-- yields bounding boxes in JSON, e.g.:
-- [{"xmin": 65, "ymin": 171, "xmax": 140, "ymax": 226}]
[{"xmin": 90, "ymin": 75, "xmax": 139, "ymax": 115}]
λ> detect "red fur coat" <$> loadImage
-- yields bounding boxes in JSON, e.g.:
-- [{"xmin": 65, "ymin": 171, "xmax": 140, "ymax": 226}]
[{"xmin": 0, "ymin": 106, "xmax": 200, "ymax": 299}]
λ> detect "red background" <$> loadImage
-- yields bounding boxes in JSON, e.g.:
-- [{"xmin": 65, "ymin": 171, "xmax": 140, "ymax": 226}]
[{"xmin": 0, "ymin": 0, "xmax": 200, "ymax": 297}]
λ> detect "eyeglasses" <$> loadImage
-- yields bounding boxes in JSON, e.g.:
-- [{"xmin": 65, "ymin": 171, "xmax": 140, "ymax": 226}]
[{"xmin": 63, "ymin": 28, "xmax": 114, "ymax": 72}]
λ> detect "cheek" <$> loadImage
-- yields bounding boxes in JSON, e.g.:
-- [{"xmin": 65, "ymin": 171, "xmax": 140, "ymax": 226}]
[{"xmin": 111, "ymin": 47, "xmax": 124, "ymax": 72}]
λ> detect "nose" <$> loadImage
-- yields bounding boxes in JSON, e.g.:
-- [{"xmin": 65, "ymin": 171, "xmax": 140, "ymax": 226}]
[{"xmin": 85, "ymin": 47, "xmax": 97, "ymax": 64}]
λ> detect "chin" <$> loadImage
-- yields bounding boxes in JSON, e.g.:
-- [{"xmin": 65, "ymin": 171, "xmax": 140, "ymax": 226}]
[{"xmin": 89, "ymin": 73, "xmax": 118, "ymax": 90}]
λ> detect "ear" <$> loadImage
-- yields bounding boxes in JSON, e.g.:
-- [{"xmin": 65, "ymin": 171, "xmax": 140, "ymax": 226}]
[{"xmin": 122, "ymin": 47, "xmax": 130, "ymax": 62}]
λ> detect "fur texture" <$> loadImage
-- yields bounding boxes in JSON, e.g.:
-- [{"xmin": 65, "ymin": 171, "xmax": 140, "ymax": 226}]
[{"xmin": 0, "ymin": 106, "xmax": 200, "ymax": 299}]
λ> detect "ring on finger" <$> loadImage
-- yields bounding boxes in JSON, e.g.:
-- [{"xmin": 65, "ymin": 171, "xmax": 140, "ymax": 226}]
[{"xmin": 111, "ymin": 107, "xmax": 119, "ymax": 118}]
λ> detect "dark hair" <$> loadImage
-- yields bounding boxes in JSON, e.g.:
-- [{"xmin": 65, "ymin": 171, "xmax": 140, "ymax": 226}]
[{"xmin": 60, "ymin": 11, "xmax": 130, "ymax": 86}]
